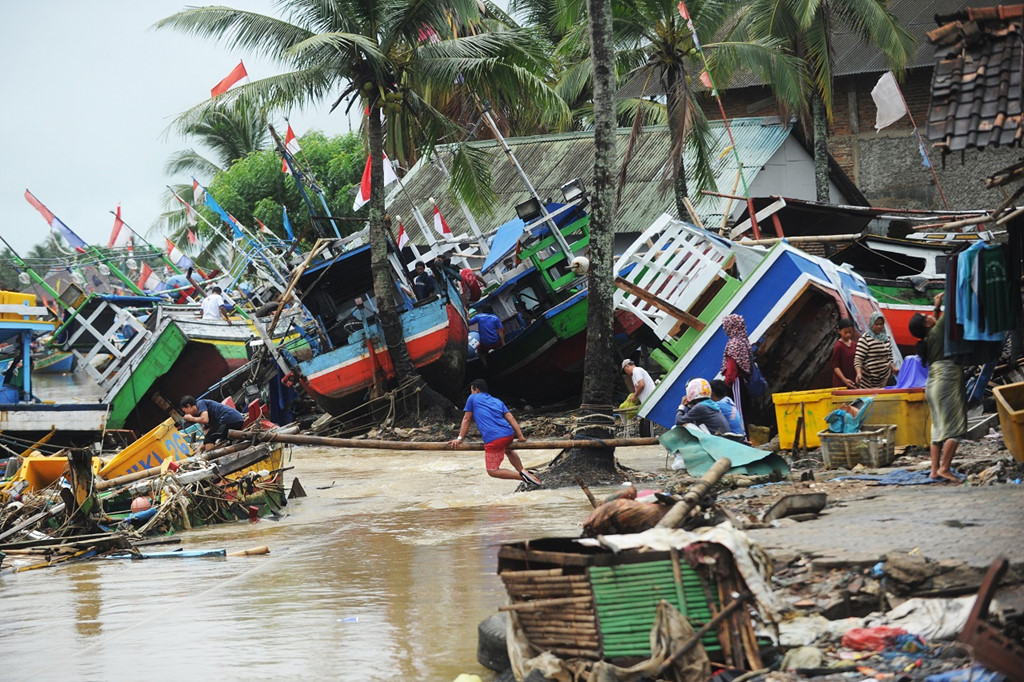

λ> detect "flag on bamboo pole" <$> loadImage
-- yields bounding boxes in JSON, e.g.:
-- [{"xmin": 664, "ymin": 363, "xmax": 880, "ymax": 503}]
[
  {"xmin": 193, "ymin": 178, "xmax": 244, "ymax": 240},
  {"xmin": 187, "ymin": 228, "xmax": 198, "ymax": 245},
  {"xmin": 397, "ymin": 221, "xmax": 409, "ymax": 249},
  {"xmin": 136, "ymin": 262, "xmax": 162, "ymax": 290},
  {"xmin": 171, "ymin": 188, "xmax": 199, "ymax": 226},
  {"xmin": 210, "ymin": 61, "xmax": 248, "ymax": 98},
  {"xmin": 433, "ymin": 202, "xmax": 452, "ymax": 238},
  {"xmin": 282, "ymin": 206, "xmax": 294, "ymax": 240},
  {"xmin": 255, "ymin": 217, "xmax": 272, "ymax": 235},
  {"xmin": 281, "ymin": 123, "xmax": 301, "ymax": 173},
  {"xmin": 352, "ymin": 152, "xmax": 399, "ymax": 210},
  {"xmin": 108, "ymin": 204, "xmax": 132, "ymax": 250},
  {"xmin": 192, "ymin": 179, "xmax": 204, "ymax": 204},
  {"xmin": 871, "ymin": 71, "xmax": 908, "ymax": 131},
  {"xmin": 165, "ymin": 238, "xmax": 194, "ymax": 269},
  {"xmin": 24, "ymin": 190, "xmax": 88, "ymax": 252}
]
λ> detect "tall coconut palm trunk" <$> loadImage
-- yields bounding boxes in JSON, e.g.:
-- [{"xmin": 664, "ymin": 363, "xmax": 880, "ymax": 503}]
[{"xmin": 812, "ymin": 92, "xmax": 830, "ymax": 203}]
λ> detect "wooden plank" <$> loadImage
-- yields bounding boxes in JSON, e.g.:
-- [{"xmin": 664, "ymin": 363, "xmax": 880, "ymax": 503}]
[{"xmin": 615, "ymin": 277, "xmax": 706, "ymax": 332}]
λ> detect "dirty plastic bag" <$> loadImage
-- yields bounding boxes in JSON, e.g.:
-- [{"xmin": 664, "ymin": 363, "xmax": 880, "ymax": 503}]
[
  {"xmin": 840, "ymin": 625, "xmax": 907, "ymax": 651},
  {"xmin": 879, "ymin": 595, "xmax": 995, "ymax": 641}
]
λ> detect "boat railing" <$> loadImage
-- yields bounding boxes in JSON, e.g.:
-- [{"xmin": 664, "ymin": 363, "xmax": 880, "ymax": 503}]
[
  {"xmin": 613, "ymin": 214, "xmax": 735, "ymax": 340},
  {"xmin": 62, "ymin": 297, "xmax": 154, "ymax": 390}
]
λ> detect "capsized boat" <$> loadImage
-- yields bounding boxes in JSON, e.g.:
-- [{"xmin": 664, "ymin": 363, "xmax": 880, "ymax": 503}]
[
  {"xmin": 280, "ymin": 237, "xmax": 468, "ymax": 416},
  {"xmin": 615, "ymin": 215, "xmax": 896, "ymax": 429}
]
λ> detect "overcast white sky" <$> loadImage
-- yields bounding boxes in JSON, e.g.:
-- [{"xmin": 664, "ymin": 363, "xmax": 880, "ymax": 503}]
[{"xmin": 0, "ymin": 1, "xmax": 374, "ymax": 257}]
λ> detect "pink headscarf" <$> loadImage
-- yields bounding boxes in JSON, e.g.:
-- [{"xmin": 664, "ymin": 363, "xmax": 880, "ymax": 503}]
[{"xmin": 721, "ymin": 314, "xmax": 753, "ymax": 376}]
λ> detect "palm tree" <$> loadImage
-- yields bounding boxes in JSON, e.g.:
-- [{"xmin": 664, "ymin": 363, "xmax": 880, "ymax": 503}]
[
  {"xmin": 739, "ymin": 0, "xmax": 914, "ymax": 201},
  {"xmin": 610, "ymin": 0, "xmax": 805, "ymax": 218},
  {"xmin": 575, "ymin": 0, "xmax": 620, "ymax": 474},
  {"xmin": 156, "ymin": 0, "xmax": 565, "ymax": 416}
]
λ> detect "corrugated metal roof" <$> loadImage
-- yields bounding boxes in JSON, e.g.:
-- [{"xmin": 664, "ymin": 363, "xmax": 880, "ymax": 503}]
[
  {"xmin": 616, "ymin": 0, "xmax": 987, "ymax": 98},
  {"xmin": 384, "ymin": 118, "xmax": 793, "ymax": 246}
]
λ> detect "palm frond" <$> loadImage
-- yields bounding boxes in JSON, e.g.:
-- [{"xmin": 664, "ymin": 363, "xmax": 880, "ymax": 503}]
[{"xmin": 448, "ymin": 143, "xmax": 499, "ymax": 218}]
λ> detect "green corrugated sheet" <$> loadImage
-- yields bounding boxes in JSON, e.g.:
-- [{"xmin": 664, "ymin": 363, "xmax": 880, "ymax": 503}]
[{"xmin": 385, "ymin": 119, "xmax": 792, "ymax": 247}]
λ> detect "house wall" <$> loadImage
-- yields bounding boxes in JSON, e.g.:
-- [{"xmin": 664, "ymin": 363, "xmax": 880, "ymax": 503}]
[{"xmin": 706, "ymin": 68, "xmax": 1022, "ymax": 211}]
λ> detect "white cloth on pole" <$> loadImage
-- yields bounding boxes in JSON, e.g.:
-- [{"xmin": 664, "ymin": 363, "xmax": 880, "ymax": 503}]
[{"xmin": 872, "ymin": 71, "xmax": 908, "ymax": 130}]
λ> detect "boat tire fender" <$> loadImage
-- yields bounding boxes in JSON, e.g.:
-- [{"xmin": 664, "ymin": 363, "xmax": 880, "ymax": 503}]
[{"xmin": 476, "ymin": 612, "xmax": 511, "ymax": 671}]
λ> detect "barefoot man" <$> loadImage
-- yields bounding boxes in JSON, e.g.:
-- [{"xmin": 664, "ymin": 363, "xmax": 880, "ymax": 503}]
[
  {"xmin": 909, "ymin": 293, "xmax": 965, "ymax": 483},
  {"xmin": 448, "ymin": 379, "xmax": 541, "ymax": 486}
]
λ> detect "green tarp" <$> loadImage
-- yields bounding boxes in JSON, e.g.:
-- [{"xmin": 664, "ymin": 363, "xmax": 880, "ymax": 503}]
[{"xmin": 659, "ymin": 425, "xmax": 790, "ymax": 477}]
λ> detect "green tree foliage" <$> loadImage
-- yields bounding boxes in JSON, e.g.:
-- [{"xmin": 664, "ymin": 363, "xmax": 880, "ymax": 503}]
[{"xmin": 190, "ymin": 130, "xmax": 364, "ymax": 250}]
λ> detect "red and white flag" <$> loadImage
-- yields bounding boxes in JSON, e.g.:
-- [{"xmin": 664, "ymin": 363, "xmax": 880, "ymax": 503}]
[
  {"xmin": 210, "ymin": 61, "xmax": 248, "ymax": 98},
  {"xmin": 136, "ymin": 263, "xmax": 162, "ymax": 290},
  {"xmin": 192, "ymin": 179, "xmax": 204, "ymax": 205},
  {"xmin": 281, "ymin": 123, "xmax": 301, "ymax": 173},
  {"xmin": 187, "ymin": 228, "xmax": 198, "ymax": 245},
  {"xmin": 396, "ymin": 221, "xmax": 410, "ymax": 249},
  {"xmin": 108, "ymin": 204, "xmax": 132, "ymax": 250},
  {"xmin": 352, "ymin": 153, "xmax": 399, "ymax": 210},
  {"xmin": 255, "ymin": 217, "xmax": 272, "ymax": 235},
  {"xmin": 433, "ymin": 203, "xmax": 452, "ymax": 238},
  {"xmin": 165, "ymin": 238, "xmax": 194, "ymax": 269}
]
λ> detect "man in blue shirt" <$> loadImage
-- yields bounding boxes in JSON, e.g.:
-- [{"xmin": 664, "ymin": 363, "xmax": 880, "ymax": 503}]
[
  {"xmin": 469, "ymin": 308, "xmax": 505, "ymax": 367},
  {"xmin": 179, "ymin": 395, "xmax": 247, "ymax": 452},
  {"xmin": 448, "ymin": 379, "xmax": 540, "ymax": 486}
]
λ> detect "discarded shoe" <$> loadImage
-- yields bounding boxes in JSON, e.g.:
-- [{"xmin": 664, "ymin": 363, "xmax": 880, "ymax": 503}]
[{"xmin": 520, "ymin": 469, "xmax": 542, "ymax": 486}]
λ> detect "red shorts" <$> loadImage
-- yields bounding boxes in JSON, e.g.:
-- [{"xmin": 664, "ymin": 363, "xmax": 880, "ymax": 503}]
[{"xmin": 484, "ymin": 435, "xmax": 515, "ymax": 469}]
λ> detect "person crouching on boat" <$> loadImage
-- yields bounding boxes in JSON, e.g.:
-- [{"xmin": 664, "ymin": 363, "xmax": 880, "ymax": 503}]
[
  {"xmin": 676, "ymin": 378, "xmax": 731, "ymax": 436},
  {"xmin": 448, "ymin": 379, "xmax": 541, "ymax": 486},
  {"xmin": 179, "ymin": 395, "xmax": 246, "ymax": 452}
]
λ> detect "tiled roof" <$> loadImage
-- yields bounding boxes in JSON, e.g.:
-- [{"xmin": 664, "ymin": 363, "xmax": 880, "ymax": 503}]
[
  {"xmin": 384, "ymin": 118, "xmax": 794, "ymax": 245},
  {"xmin": 616, "ymin": 0, "xmax": 983, "ymax": 99},
  {"xmin": 925, "ymin": 5, "xmax": 1024, "ymax": 153}
]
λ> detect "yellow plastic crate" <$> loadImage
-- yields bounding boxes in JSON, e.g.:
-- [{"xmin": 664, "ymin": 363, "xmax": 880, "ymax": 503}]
[
  {"xmin": 772, "ymin": 388, "xmax": 835, "ymax": 449},
  {"xmin": 0, "ymin": 291, "xmax": 38, "ymax": 322},
  {"xmin": 994, "ymin": 381, "xmax": 1024, "ymax": 463},
  {"xmin": 833, "ymin": 389, "xmax": 931, "ymax": 447}
]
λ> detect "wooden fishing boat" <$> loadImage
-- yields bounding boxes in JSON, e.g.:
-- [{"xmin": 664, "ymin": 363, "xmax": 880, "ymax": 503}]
[
  {"xmin": 828, "ymin": 233, "xmax": 989, "ymax": 351},
  {"xmin": 465, "ymin": 202, "xmax": 612, "ymax": 401},
  {"xmin": 31, "ymin": 350, "xmax": 76, "ymax": 373},
  {"xmin": 284, "ymin": 241, "xmax": 468, "ymax": 416},
  {"xmin": 616, "ymin": 215, "xmax": 893, "ymax": 429}
]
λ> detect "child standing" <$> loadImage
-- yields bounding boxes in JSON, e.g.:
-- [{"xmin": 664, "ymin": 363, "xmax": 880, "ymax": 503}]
[
  {"xmin": 448, "ymin": 379, "xmax": 541, "ymax": 486},
  {"xmin": 830, "ymin": 318, "xmax": 857, "ymax": 388}
]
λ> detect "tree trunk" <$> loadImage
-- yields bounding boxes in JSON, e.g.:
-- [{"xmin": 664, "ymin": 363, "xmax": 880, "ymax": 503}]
[
  {"xmin": 812, "ymin": 92, "xmax": 830, "ymax": 203},
  {"xmin": 559, "ymin": 0, "xmax": 619, "ymax": 479},
  {"xmin": 366, "ymin": 101, "xmax": 459, "ymax": 423}
]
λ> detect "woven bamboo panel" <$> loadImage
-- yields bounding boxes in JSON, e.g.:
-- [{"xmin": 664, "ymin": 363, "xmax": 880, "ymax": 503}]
[{"xmin": 500, "ymin": 567, "xmax": 601, "ymax": 659}]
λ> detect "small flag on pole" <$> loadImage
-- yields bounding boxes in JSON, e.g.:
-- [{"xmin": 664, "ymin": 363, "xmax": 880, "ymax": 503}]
[
  {"xmin": 108, "ymin": 204, "xmax": 132, "ymax": 250},
  {"xmin": 282, "ymin": 206, "xmax": 294, "ymax": 240},
  {"xmin": 187, "ymin": 228, "xmax": 198, "ymax": 245},
  {"xmin": 433, "ymin": 202, "xmax": 452, "ymax": 238},
  {"xmin": 210, "ymin": 61, "xmax": 248, "ymax": 98},
  {"xmin": 871, "ymin": 71, "xmax": 908, "ymax": 131},
  {"xmin": 352, "ymin": 153, "xmax": 399, "ymax": 210},
  {"xmin": 192, "ymin": 179, "xmax": 205, "ymax": 205},
  {"xmin": 397, "ymin": 221, "xmax": 410, "ymax": 249},
  {"xmin": 282, "ymin": 123, "xmax": 301, "ymax": 173},
  {"xmin": 227, "ymin": 214, "xmax": 246, "ymax": 240},
  {"xmin": 24, "ymin": 190, "xmax": 89, "ymax": 253},
  {"xmin": 255, "ymin": 217, "xmax": 272, "ymax": 235},
  {"xmin": 137, "ymin": 262, "xmax": 162, "ymax": 291},
  {"xmin": 166, "ymin": 238, "xmax": 194, "ymax": 269}
]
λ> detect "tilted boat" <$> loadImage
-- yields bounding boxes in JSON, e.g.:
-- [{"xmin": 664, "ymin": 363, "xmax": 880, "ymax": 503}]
[
  {"xmin": 281, "ymin": 239, "xmax": 468, "ymax": 416},
  {"xmin": 615, "ymin": 215, "xmax": 895, "ymax": 429}
]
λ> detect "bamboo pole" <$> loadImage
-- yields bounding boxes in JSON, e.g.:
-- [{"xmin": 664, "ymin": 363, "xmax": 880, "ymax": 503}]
[
  {"xmin": 656, "ymin": 457, "xmax": 732, "ymax": 529},
  {"xmin": 657, "ymin": 592, "xmax": 752, "ymax": 675},
  {"xmin": 499, "ymin": 596, "xmax": 593, "ymax": 611},
  {"xmin": 225, "ymin": 429, "xmax": 658, "ymax": 451}
]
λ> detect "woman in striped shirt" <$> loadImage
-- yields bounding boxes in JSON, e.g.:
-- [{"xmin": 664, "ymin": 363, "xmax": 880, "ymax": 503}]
[{"xmin": 854, "ymin": 312, "xmax": 898, "ymax": 388}]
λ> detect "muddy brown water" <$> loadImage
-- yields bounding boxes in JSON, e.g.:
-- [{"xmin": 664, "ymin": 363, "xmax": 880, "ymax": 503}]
[{"xmin": 4, "ymin": 373, "xmax": 670, "ymax": 680}]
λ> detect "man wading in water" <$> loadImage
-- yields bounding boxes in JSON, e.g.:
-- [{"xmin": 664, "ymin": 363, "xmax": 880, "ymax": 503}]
[{"xmin": 448, "ymin": 379, "xmax": 541, "ymax": 486}]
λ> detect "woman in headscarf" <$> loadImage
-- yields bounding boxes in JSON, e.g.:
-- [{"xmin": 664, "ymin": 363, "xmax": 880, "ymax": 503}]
[
  {"xmin": 854, "ymin": 312, "xmax": 898, "ymax": 388},
  {"xmin": 675, "ymin": 378, "xmax": 732, "ymax": 435},
  {"xmin": 720, "ymin": 314, "xmax": 754, "ymax": 426}
]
